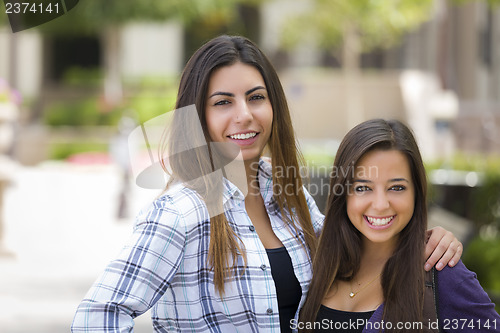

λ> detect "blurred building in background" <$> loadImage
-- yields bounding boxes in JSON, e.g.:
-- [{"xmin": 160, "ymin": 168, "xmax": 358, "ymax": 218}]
[
  {"xmin": 0, "ymin": 0, "xmax": 499, "ymax": 165},
  {"xmin": 260, "ymin": 0, "xmax": 500, "ymax": 160}
]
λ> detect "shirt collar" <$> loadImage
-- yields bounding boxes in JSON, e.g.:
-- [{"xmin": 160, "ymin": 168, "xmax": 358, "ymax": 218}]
[
  {"xmin": 257, "ymin": 158, "xmax": 275, "ymax": 206},
  {"xmin": 222, "ymin": 178, "xmax": 244, "ymax": 205},
  {"xmin": 221, "ymin": 158, "xmax": 275, "ymax": 208}
]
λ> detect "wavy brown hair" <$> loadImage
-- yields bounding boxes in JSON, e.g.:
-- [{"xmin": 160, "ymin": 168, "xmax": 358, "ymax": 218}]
[
  {"xmin": 160, "ymin": 35, "xmax": 318, "ymax": 295},
  {"xmin": 299, "ymin": 119, "xmax": 427, "ymax": 332}
]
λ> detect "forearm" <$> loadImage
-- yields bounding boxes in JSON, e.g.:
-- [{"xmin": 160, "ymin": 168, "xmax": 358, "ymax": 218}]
[
  {"xmin": 71, "ymin": 215, "xmax": 185, "ymax": 332},
  {"xmin": 71, "ymin": 298, "xmax": 135, "ymax": 332}
]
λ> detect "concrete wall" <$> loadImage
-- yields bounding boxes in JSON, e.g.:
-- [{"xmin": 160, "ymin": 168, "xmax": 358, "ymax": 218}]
[
  {"xmin": 120, "ymin": 21, "xmax": 183, "ymax": 79},
  {"xmin": 280, "ymin": 69, "xmax": 406, "ymax": 141},
  {"xmin": 0, "ymin": 28, "xmax": 43, "ymax": 99}
]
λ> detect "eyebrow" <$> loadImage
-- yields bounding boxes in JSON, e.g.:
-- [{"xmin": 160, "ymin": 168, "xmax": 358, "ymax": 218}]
[
  {"xmin": 353, "ymin": 178, "xmax": 410, "ymax": 183},
  {"xmin": 208, "ymin": 86, "xmax": 266, "ymax": 99}
]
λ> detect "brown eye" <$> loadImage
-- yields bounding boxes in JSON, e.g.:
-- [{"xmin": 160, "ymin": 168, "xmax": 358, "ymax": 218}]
[
  {"xmin": 214, "ymin": 100, "xmax": 230, "ymax": 106},
  {"xmin": 390, "ymin": 185, "xmax": 406, "ymax": 192},
  {"xmin": 355, "ymin": 185, "xmax": 370, "ymax": 193},
  {"xmin": 250, "ymin": 94, "xmax": 264, "ymax": 101}
]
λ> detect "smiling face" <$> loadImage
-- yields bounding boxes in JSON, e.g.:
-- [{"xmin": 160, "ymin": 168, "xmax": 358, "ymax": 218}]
[
  {"xmin": 205, "ymin": 62, "xmax": 273, "ymax": 166},
  {"xmin": 346, "ymin": 149, "xmax": 415, "ymax": 251}
]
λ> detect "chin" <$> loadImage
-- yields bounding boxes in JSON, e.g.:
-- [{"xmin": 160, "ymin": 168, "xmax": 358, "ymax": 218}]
[{"xmin": 241, "ymin": 151, "xmax": 263, "ymax": 163}]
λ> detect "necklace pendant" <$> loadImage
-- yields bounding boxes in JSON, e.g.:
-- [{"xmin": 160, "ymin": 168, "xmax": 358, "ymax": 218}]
[{"xmin": 349, "ymin": 292, "xmax": 355, "ymax": 298}]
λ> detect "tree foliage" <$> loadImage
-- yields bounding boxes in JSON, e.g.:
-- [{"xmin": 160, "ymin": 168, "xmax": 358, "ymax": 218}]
[
  {"xmin": 453, "ymin": 0, "xmax": 500, "ymax": 6},
  {"xmin": 281, "ymin": 0, "xmax": 434, "ymax": 54},
  {"xmin": 281, "ymin": 0, "xmax": 500, "ymax": 57},
  {"xmin": 36, "ymin": 0, "xmax": 266, "ymax": 35}
]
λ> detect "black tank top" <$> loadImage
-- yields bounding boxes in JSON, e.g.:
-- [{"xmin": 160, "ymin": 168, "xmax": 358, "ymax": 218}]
[
  {"xmin": 266, "ymin": 246, "xmax": 302, "ymax": 333},
  {"xmin": 314, "ymin": 305, "xmax": 374, "ymax": 332}
]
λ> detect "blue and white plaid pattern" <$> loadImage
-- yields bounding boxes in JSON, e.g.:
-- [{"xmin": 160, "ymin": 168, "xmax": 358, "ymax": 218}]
[{"xmin": 71, "ymin": 160, "xmax": 324, "ymax": 332}]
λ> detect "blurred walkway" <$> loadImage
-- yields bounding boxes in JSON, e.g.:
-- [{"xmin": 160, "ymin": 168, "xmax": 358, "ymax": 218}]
[{"xmin": 1, "ymin": 162, "xmax": 159, "ymax": 332}]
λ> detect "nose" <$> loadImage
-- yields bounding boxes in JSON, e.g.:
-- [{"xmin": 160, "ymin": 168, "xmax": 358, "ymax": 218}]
[
  {"xmin": 234, "ymin": 100, "xmax": 253, "ymax": 123},
  {"xmin": 372, "ymin": 190, "xmax": 390, "ymax": 211}
]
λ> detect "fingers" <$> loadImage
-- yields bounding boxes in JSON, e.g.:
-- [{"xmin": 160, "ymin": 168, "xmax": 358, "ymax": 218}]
[
  {"xmin": 424, "ymin": 227, "xmax": 463, "ymax": 271},
  {"xmin": 424, "ymin": 239, "xmax": 449, "ymax": 271},
  {"xmin": 449, "ymin": 243, "xmax": 463, "ymax": 267},
  {"xmin": 424, "ymin": 227, "xmax": 446, "ymax": 261}
]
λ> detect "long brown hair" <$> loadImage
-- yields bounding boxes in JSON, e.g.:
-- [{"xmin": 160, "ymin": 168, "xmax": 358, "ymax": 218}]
[
  {"xmin": 299, "ymin": 119, "xmax": 428, "ymax": 332},
  {"xmin": 160, "ymin": 35, "xmax": 318, "ymax": 295}
]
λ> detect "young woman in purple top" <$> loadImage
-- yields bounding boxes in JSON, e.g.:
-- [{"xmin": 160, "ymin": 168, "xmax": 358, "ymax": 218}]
[{"xmin": 299, "ymin": 119, "xmax": 499, "ymax": 333}]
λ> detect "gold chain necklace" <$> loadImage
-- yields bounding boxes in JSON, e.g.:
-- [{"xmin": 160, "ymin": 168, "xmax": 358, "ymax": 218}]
[{"xmin": 349, "ymin": 272, "xmax": 382, "ymax": 298}]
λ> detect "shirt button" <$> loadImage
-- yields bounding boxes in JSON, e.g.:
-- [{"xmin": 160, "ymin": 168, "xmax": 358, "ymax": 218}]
[
  {"xmin": 260, "ymin": 264, "xmax": 267, "ymax": 271},
  {"xmin": 249, "ymin": 226, "xmax": 255, "ymax": 232},
  {"xmin": 266, "ymin": 308, "xmax": 273, "ymax": 315}
]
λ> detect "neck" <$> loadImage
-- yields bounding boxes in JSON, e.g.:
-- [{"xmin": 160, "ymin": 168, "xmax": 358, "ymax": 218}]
[
  {"xmin": 219, "ymin": 158, "xmax": 260, "ymax": 197},
  {"xmin": 358, "ymin": 239, "xmax": 395, "ymax": 275},
  {"xmin": 244, "ymin": 159, "xmax": 261, "ymax": 198},
  {"xmin": 362, "ymin": 237, "xmax": 396, "ymax": 262}
]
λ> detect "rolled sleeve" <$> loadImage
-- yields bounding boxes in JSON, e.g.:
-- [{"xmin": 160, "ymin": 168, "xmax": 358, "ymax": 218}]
[{"xmin": 71, "ymin": 197, "xmax": 187, "ymax": 332}]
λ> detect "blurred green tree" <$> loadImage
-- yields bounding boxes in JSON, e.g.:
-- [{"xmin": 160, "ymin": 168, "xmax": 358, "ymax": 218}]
[
  {"xmin": 280, "ymin": 0, "xmax": 500, "ymax": 127},
  {"xmin": 36, "ymin": 0, "xmax": 267, "ymax": 106},
  {"xmin": 281, "ymin": 0, "xmax": 434, "ymax": 128},
  {"xmin": 282, "ymin": 0, "xmax": 433, "ymax": 70},
  {"xmin": 281, "ymin": 0, "xmax": 500, "ymax": 72}
]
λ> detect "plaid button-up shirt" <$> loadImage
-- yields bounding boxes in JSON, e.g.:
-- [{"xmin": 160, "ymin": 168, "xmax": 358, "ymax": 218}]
[{"xmin": 71, "ymin": 160, "xmax": 324, "ymax": 332}]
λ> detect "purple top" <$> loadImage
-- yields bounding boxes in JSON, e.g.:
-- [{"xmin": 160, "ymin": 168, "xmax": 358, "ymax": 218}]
[{"xmin": 363, "ymin": 260, "xmax": 500, "ymax": 333}]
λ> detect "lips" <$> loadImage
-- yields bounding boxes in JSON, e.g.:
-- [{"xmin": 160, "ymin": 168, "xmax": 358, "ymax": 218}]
[
  {"xmin": 228, "ymin": 132, "xmax": 257, "ymax": 140},
  {"xmin": 227, "ymin": 131, "xmax": 259, "ymax": 146},
  {"xmin": 364, "ymin": 215, "xmax": 395, "ymax": 229}
]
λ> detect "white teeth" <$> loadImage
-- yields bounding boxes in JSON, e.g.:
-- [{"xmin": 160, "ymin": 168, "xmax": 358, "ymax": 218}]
[
  {"xmin": 230, "ymin": 132, "xmax": 257, "ymax": 140},
  {"xmin": 366, "ymin": 216, "xmax": 394, "ymax": 226}
]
